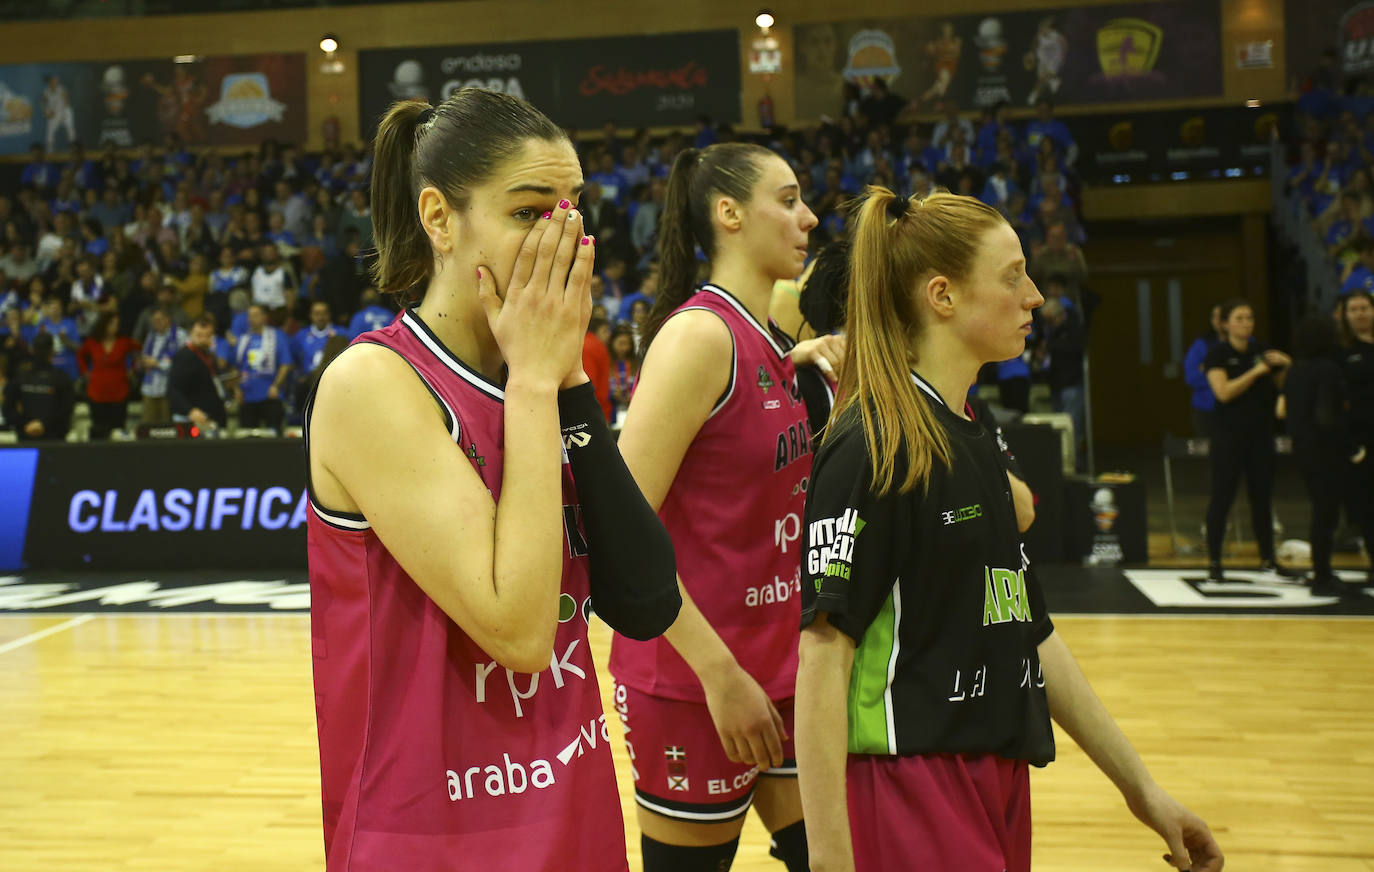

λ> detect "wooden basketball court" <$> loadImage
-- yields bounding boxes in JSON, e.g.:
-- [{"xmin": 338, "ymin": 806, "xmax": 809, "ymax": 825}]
[{"xmin": 0, "ymin": 609, "xmax": 1371, "ymax": 871}]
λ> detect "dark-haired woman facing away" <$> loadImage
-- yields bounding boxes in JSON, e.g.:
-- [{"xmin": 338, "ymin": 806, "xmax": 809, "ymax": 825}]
[
  {"xmin": 1203, "ymin": 299, "xmax": 1292, "ymax": 581},
  {"xmin": 797, "ymin": 188, "xmax": 1222, "ymax": 872},
  {"xmin": 304, "ymin": 90, "xmax": 679, "ymax": 872},
  {"xmin": 610, "ymin": 143, "xmax": 841, "ymax": 872},
  {"xmin": 1283, "ymin": 316, "xmax": 1371, "ymax": 596},
  {"xmin": 1338, "ymin": 289, "xmax": 1374, "ymax": 585}
]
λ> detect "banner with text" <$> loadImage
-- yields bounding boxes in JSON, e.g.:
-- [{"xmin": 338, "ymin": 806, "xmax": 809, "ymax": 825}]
[
  {"xmin": 793, "ymin": 1, "xmax": 1222, "ymax": 122},
  {"xmin": 1073, "ymin": 104, "xmax": 1285, "ymax": 184},
  {"xmin": 358, "ymin": 30, "xmax": 741, "ymax": 136},
  {"xmin": 0, "ymin": 53, "xmax": 306, "ymax": 156},
  {"xmin": 1286, "ymin": 0, "xmax": 1374, "ymax": 89}
]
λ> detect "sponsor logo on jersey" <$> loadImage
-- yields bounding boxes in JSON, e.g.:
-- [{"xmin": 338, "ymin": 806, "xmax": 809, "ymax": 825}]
[
  {"xmin": 467, "ymin": 442, "xmax": 486, "ymax": 466},
  {"xmin": 941, "ymin": 503, "xmax": 982, "ymax": 526},
  {"xmin": 745, "ymin": 567, "xmax": 801, "ymax": 607},
  {"xmin": 981, "ymin": 565, "xmax": 1033, "ymax": 626},
  {"xmin": 756, "ymin": 366, "xmax": 775, "ymax": 393},
  {"xmin": 806, "ymin": 508, "xmax": 865, "ymax": 588},
  {"xmin": 444, "ymin": 714, "xmax": 608, "ymax": 802},
  {"xmin": 774, "ymin": 421, "xmax": 813, "ymax": 472},
  {"xmin": 474, "ymin": 635, "xmax": 592, "ymax": 718}
]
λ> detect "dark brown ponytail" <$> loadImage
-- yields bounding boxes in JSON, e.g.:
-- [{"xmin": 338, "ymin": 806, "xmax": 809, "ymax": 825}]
[{"xmin": 640, "ymin": 142, "xmax": 775, "ymax": 350}]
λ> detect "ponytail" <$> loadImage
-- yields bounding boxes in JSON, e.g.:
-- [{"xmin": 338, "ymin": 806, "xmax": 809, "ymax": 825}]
[
  {"xmin": 831, "ymin": 185, "xmax": 1005, "ymax": 495},
  {"xmin": 367, "ymin": 89, "xmax": 568, "ymax": 304},
  {"xmin": 370, "ymin": 100, "xmax": 432, "ymax": 303},
  {"xmin": 640, "ymin": 142, "xmax": 776, "ymax": 352},
  {"xmin": 642, "ymin": 148, "xmax": 701, "ymax": 349}
]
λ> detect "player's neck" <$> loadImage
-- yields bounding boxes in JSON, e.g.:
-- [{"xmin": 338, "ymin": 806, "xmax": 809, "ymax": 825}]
[
  {"xmin": 912, "ymin": 332, "xmax": 980, "ymax": 419},
  {"xmin": 415, "ymin": 279, "xmax": 503, "ymax": 382},
  {"xmin": 707, "ymin": 256, "xmax": 775, "ymax": 327}
]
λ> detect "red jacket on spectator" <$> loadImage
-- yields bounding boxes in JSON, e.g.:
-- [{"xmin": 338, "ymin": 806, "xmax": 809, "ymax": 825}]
[
  {"xmin": 581, "ymin": 330, "xmax": 612, "ymax": 421},
  {"xmin": 77, "ymin": 336, "xmax": 140, "ymax": 403}
]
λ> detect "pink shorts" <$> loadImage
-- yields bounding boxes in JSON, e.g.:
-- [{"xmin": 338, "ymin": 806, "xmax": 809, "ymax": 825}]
[
  {"xmin": 613, "ymin": 683, "xmax": 796, "ymax": 823},
  {"xmin": 848, "ymin": 753, "xmax": 1031, "ymax": 872}
]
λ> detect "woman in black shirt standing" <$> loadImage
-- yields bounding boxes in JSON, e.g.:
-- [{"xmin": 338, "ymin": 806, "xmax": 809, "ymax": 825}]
[
  {"xmin": 1338, "ymin": 290, "xmax": 1374, "ymax": 585},
  {"xmin": 1204, "ymin": 299, "xmax": 1291, "ymax": 581},
  {"xmin": 796, "ymin": 188, "xmax": 1222, "ymax": 872},
  {"xmin": 1284, "ymin": 317, "xmax": 1370, "ymax": 596}
]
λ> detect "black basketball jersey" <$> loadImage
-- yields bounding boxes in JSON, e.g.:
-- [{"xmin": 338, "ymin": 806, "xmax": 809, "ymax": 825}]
[
  {"xmin": 1343, "ymin": 339, "xmax": 1374, "ymax": 439},
  {"xmin": 801, "ymin": 372, "xmax": 1056, "ymax": 765}
]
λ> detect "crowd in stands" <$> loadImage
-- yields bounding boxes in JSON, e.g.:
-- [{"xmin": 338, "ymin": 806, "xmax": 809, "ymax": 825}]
[{"xmin": 0, "ymin": 87, "xmax": 1089, "ymax": 445}]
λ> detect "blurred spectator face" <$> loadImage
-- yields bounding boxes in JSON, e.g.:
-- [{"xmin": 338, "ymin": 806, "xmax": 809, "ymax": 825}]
[
  {"xmin": 595, "ymin": 322, "xmax": 612, "ymax": 345},
  {"xmin": 599, "ymin": 153, "xmax": 616, "ymax": 173},
  {"xmin": 76, "ymin": 259, "xmax": 93, "ymax": 282},
  {"xmin": 4, "ymin": 307, "xmax": 21, "ymax": 333},
  {"xmin": 604, "ymin": 259, "xmax": 626, "ymax": 280},
  {"xmin": 276, "ymin": 181, "xmax": 291, "ymax": 202},
  {"xmin": 1046, "ymin": 222, "xmax": 1068, "ymax": 251},
  {"xmin": 159, "ymin": 240, "xmax": 177, "ymax": 262},
  {"xmin": 640, "ymin": 270, "xmax": 658, "ymax": 297},
  {"xmin": 825, "ymin": 167, "xmax": 842, "ymax": 190},
  {"xmin": 630, "ymin": 299, "xmax": 649, "ymax": 325},
  {"xmin": 313, "ymin": 214, "xmax": 328, "ymax": 236},
  {"xmin": 218, "ymin": 247, "xmax": 235, "ymax": 269},
  {"xmin": 268, "ymin": 213, "xmax": 286, "ymax": 233},
  {"xmin": 189, "ymin": 320, "xmax": 214, "ymax": 351},
  {"xmin": 27, "ymin": 276, "xmax": 46, "ymax": 300},
  {"xmin": 1044, "ymin": 278, "xmax": 1068, "ymax": 303},
  {"xmin": 246, "ymin": 213, "xmax": 263, "ymax": 235},
  {"xmin": 261, "ymin": 244, "xmax": 279, "ymax": 266},
  {"xmin": 139, "ymin": 271, "xmax": 160, "ymax": 295},
  {"xmin": 650, "ymin": 177, "xmax": 666, "ymax": 203},
  {"xmin": 584, "ymin": 182, "xmax": 602, "ymax": 204},
  {"xmin": 1210, "ymin": 304, "xmax": 1226, "ymax": 337},
  {"xmin": 591, "ymin": 303, "xmax": 607, "ymax": 321},
  {"xmin": 43, "ymin": 298, "xmax": 62, "ymax": 321},
  {"xmin": 101, "ymin": 251, "xmax": 118, "ymax": 273},
  {"xmin": 1347, "ymin": 294, "xmax": 1374, "ymax": 334},
  {"xmin": 210, "ymin": 191, "xmax": 225, "ymax": 212},
  {"xmin": 189, "ymin": 253, "xmax": 207, "ymax": 275},
  {"xmin": 156, "ymin": 285, "xmax": 176, "ymax": 308},
  {"xmin": 610, "ymin": 331, "xmax": 633, "ymax": 358},
  {"xmin": 247, "ymin": 305, "xmax": 267, "ymax": 332},
  {"xmin": 1326, "ymin": 141, "xmax": 1343, "ymax": 162},
  {"xmin": 311, "ymin": 301, "xmax": 331, "ymax": 329},
  {"xmin": 151, "ymin": 308, "xmax": 171, "ymax": 334},
  {"xmin": 589, "ymin": 275, "xmax": 605, "ymax": 298},
  {"xmin": 351, "ymin": 190, "xmax": 367, "ymax": 211}
]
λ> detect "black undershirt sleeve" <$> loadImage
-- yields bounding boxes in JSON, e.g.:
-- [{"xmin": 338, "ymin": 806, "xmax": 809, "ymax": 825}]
[{"xmin": 558, "ymin": 382, "xmax": 681, "ymax": 640}]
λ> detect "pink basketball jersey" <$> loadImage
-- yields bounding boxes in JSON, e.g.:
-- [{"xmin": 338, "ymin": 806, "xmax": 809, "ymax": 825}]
[
  {"xmin": 307, "ymin": 309, "xmax": 626, "ymax": 872},
  {"xmin": 610, "ymin": 284, "xmax": 815, "ymax": 702}
]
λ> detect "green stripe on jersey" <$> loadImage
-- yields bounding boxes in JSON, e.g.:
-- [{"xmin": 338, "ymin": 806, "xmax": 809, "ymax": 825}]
[{"xmin": 847, "ymin": 585, "xmax": 898, "ymax": 755}]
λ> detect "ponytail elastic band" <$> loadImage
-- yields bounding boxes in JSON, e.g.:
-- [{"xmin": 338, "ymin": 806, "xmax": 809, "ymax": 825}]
[
  {"xmin": 417, "ymin": 107, "xmax": 436, "ymax": 127},
  {"xmin": 886, "ymin": 195, "xmax": 909, "ymax": 222}
]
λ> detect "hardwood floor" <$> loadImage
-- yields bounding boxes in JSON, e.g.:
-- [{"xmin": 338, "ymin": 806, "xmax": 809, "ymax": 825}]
[{"xmin": 0, "ymin": 612, "xmax": 1370, "ymax": 871}]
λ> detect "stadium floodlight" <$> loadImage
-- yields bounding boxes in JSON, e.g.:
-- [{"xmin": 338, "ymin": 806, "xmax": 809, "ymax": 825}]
[
  {"xmin": 320, "ymin": 34, "xmax": 340, "ymax": 54},
  {"xmin": 755, "ymin": 10, "xmax": 775, "ymax": 30}
]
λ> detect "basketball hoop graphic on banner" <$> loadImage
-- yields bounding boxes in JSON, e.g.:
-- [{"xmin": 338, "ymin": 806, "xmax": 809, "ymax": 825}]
[{"xmin": 206, "ymin": 72, "xmax": 285, "ymax": 129}]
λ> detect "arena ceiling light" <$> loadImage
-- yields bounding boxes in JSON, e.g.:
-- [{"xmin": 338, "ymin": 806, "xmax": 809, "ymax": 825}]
[
  {"xmin": 755, "ymin": 9, "xmax": 775, "ymax": 30},
  {"xmin": 320, "ymin": 34, "xmax": 340, "ymax": 54}
]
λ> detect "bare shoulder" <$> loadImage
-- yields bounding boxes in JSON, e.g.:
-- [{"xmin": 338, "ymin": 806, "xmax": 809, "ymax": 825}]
[{"xmin": 644, "ymin": 307, "xmax": 734, "ymax": 375}]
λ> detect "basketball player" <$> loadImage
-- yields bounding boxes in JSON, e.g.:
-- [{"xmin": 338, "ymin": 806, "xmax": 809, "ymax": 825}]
[
  {"xmin": 921, "ymin": 22, "xmax": 963, "ymax": 103},
  {"xmin": 796, "ymin": 188, "xmax": 1224, "ymax": 872},
  {"xmin": 610, "ymin": 143, "xmax": 842, "ymax": 872},
  {"xmin": 304, "ymin": 89, "xmax": 680, "ymax": 871},
  {"xmin": 1025, "ymin": 17, "xmax": 1068, "ymax": 106},
  {"xmin": 43, "ymin": 76, "xmax": 75, "ymax": 153}
]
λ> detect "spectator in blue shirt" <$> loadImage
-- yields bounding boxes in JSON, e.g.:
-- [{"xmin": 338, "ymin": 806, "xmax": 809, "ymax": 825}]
[
  {"xmin": 264, "ymin": 211, "xmax": 298, "ymax": 250},
  {"xmin": 980, "ymin": 163, "xmax": 1019, "ymax": 207},
  {"xmin": 67, "ymin": 142, "xmax": 98, "ymax": 190},
  {"xmin": 233, "ymin": 303, "xmax": 291, "ymax": 433},
  {"xmin": 588, "ymin": 151, "xmax": 630, "ymax": 206},
  {"xmin": 1026, "ymin": 99, "xmax": 1077, "ymax": 165},
  {"xmin": 975, "ymin": 101, "xmax": 1017, "ymax": 167},
  {"xmin": 20, "ymin": 144, "xmax": 56, "ymax": 191},
  {"xmin": 1184, "ymin": 303, "xmax": 1227, "ymax": 437},
  {"xmin": 348, "ymin": 287, "xmax": 394, "ymax": 338},
  {"xmin": 89, "ymin": 187, "xmax": 129, "ymax": 236},
  {"xmin": 1343, "ymin": 239, "xmax": 1374, "ymax": 294},
  {"xmin": 292, "ymin": 300, "xmax": 344, "ymax": 373},
  {"xmin": 693, "ymin": 114, "xmax": 718, "ymax": 149},
  {"xmin": 29, "ymin": 296, "xmax": 81, "ymax": 380},
  {"xmin": 1327, "ymin": 191, "xmax": 1363, "ymax": 255}
]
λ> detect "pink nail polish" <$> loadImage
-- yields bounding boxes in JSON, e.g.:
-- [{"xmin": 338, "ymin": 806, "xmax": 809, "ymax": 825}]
[
  {"xmin": 476, "ymin": 268, "xmax": 482, "ymax": 278},
  {"xmin": 580, "ymin": 236, "xmax": 590, "ymax": 246},
  {"xmin": 541, "ymin": 211, "xmax": 551, "ymax": 219},
  {"xmin": 558, "ymin": 199, "xmax": 570, "ymax": 209}
]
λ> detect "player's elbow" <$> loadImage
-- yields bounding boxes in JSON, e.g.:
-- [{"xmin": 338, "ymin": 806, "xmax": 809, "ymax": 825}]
[{"xmin": 483, "ymin": 628, "xmax": 556, "ymax": 675}]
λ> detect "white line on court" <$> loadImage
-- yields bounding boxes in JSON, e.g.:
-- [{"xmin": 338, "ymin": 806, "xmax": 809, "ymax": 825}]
[{"xmin": 0, "ymin": 614, "xmax": 96, "ymax": 655}]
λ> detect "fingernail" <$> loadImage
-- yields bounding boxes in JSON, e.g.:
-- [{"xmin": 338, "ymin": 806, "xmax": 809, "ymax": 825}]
[
  {"xmin": 476, "ymin": 268, "xmax": 482, "ymax": 279},
  {"xmin": 566, "ymin": 209, "xmax": 578, "ymax": 220},
  {"xmin": 541, "ymin": 211, "xmax": 551, "ymax": 219},
  {"xmin": 558, "ymin": 199, "xmax": 570, "ymax": 209},
  {"xmin": 580, "ymin": 236, "xmax": 590, "ymax": 245}
]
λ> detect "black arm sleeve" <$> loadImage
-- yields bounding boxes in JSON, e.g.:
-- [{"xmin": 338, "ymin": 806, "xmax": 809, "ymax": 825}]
[{"xmin": 558, "ymin": 382, "xmax": 680, "ymax": 640}]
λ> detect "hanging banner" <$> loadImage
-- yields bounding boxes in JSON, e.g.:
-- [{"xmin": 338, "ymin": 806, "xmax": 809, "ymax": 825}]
[
  {"xmin": 358, "ymin": 30, "xmax": 741, "ymax": 137},
  {"xmin": 793, "ymin": 1, "xmax": 1223, "ymax": 122},
  {"xmin": 0, "ymin": 53, "xmax": 306, "ymax": 155},
  {"xmin": 1287, "ymin": 0, "xmax": 1374, "ymax": 87},
  {"xmin": 1073, "ymin": 104, "xmax": 1286, "ymax": 185}
]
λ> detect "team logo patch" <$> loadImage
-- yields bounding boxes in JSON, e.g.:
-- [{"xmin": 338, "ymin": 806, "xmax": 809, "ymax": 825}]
[
  {"xmin": 664, "ymin": 745, "xmax": 689, "ymax": 791},
  {"xmin": 756, "ymin": 366, "xmax": 775, "ymax": 394}
]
